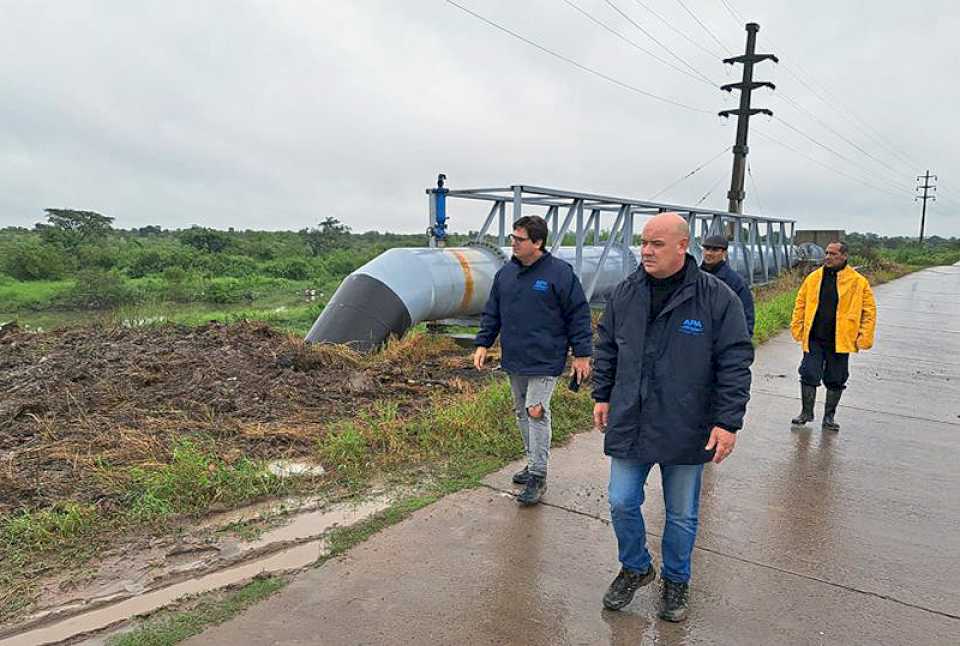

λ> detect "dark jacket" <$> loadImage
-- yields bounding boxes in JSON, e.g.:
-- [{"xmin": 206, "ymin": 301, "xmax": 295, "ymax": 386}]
[
  {"xmin": 593, "ymin": 255, "xmax": 754, "ymax": 465},
  {"xmin": 475, "ymin": 251, "xmax": 592, "ymax": 376},
  {"xmin": 703, "ymin": 260, "xmax": 755, "ymax": 337}
]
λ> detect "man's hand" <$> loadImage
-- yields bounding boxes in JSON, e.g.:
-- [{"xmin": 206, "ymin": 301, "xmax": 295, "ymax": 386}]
[
  {"xmin": 593, "ymin": 403, "xmax": 609, "ymax": 432},
  {"xmin": 704, "ymin": 426, "xmax": 736, "ymax": 464},
  {"xmin": 571, "ymin": 356, "xmax": 591, "ymax": 384},
  {"xmin": 473, "ymin": 346, "xmax": 488, "ymax": 371}
]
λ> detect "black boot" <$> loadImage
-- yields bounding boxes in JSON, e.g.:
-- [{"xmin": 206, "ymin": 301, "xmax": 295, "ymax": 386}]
[
  {"xmin": 517, "ymin": 474, "xmax": 546, "ymax": 506},
  {"xmin": 822, "ymin": 389, "xmax": 842, "ymax": 431},
  {"xmin": 512, "ymin": 466, "xmax": 530, "ymax": 485},
  {"xmin": 791, "ymin": 384, "xmax": 817, "ymax": 425},
  {"xmin": 602, "ymin": 565, "xmax": 656, "ymax": 610},
  {"xmin": 658, "ymin": 579, "xmax": 690, "ymax": 622}
]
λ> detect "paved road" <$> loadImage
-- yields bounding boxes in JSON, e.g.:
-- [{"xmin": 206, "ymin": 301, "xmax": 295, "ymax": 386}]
[{"xmin": 188, "ymin": 264, "xmax": 960, "ymax": 645}]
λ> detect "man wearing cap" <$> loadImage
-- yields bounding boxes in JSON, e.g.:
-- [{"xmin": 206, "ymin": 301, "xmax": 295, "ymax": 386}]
[{"xmin": 700, "ymin": 235, "xmax": 755, "ymax": 337}]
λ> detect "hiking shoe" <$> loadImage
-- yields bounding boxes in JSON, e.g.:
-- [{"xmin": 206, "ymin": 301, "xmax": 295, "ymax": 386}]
[
  {"xmin": 512, "ymin": 466, "xmax": 531, "ymax": 485},
  {"xmin": 602, "ymin": 566, "xmax": 656, "ymax": 610},
  {"xmin": 658, "ymin": 579, "xmax": 690, "ymax": 622},
  {"xmin": 517, "ymin": 474, "xmax": 546, "ymax": 506}
]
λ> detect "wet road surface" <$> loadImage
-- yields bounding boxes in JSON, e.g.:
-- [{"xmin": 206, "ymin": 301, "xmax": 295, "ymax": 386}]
[{"xmin": 187, "ymin": 265, "xmax": 960, "ymax": 645}]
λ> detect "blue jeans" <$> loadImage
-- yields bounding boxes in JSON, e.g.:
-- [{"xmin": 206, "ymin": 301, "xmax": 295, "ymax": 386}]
[{"xmin": 608, "ymin": 459, "xmax": 705, "ymax": 583}]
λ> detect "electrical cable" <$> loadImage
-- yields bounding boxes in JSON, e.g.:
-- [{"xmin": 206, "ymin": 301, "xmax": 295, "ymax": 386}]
[
  {"xmin": 631, "ymin": 0, "xmax": 726, "ymax": 59},
  {"xmin": 773, "ymin": 93, "xmax": 916, "ymax": 187},
  {"xmin": 695, "ymin": 173, "xmax": 728, "ymax": 206},
  {"xmin": 674, "ymin": 0, "xmax": 735, "ymax": 55},
  {"xmin": 752, "ymin": 128, "xmax": 911, "ymax": 200},
  {"xmin": 747, "ymin": 162, "xmax": 764, "ymax": 214},
  {"xmin": 445, "ymin": 0, "xmax": 715, "ymax": 113},
  {"xmin": 649, "ymin": 145, "xmax": 732, "ymax": 199},
  {"xmin": 773, "ymin": 117, "xmax": 915, "ymax": 193},
  {"xmin": 602, "ymin": 0, "xmax": 719, "ymax": 87},
  {"xmin": 561, "ymin": 0, "xmax": 718, "ymax": 89}
]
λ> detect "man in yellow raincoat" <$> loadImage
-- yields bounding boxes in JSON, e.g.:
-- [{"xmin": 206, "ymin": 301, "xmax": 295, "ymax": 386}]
[{"xmin": 789, "ymin": 241, "xmax": 877, "ymax": 431}]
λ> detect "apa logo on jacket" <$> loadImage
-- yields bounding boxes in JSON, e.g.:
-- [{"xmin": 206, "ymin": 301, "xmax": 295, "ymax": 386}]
[
  {"xmin": 532, "ymin": 279, "xmax": 549, "ymax": 293},
  {"xmin": 679, "ymin": 319, "xmax": 704, "ymax": 335}
]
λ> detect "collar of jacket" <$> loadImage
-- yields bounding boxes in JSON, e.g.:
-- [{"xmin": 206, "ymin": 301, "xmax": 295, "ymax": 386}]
[
  {"xmin": 628, "ymin": 254, "xmax": 700, "ymax": 319},
  {"xmin": 701, "ymin": 259, "xmax": 725, "ymax": 274},
  {"xmin": 511, "ymin": 250, "xmax": 551, "ymax": 272},
  {"xmin": 824, "ymin": 261, "xmax": 848, "ymax": 276},
  {"xmin": 632, "ymin": 253, "xmax": 700, "ymax": 286}
]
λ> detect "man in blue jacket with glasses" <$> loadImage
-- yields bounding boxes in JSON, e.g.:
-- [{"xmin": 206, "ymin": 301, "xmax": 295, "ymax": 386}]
[
  {"xmin": 474, "ymin": 215, "xmax": 593, "ymax": 506},
  {"xmin": 593, "ymin": 213, "xmax": 753, "ymax": 622}
]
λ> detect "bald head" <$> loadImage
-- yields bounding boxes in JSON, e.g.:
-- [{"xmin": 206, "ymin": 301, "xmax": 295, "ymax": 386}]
[{"xmin": 640, "ymin": 213, "xmax": 690, "ymax": 278}]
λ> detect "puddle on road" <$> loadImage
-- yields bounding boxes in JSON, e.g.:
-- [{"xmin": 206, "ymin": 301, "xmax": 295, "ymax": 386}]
[{"xmin": 1, "ymin": 497, "xmax": 391, "ymax": 646}]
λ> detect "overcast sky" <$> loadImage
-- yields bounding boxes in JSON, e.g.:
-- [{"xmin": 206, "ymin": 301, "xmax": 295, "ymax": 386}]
[{"xmin": 1, "ymin": 0, "xmax": 957, "ymax": 237}]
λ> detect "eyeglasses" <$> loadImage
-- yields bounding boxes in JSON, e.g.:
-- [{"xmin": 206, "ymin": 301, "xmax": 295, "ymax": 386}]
[{"xmin": 509, "ymin": 234, "xmax": 530, "ymax": 243}]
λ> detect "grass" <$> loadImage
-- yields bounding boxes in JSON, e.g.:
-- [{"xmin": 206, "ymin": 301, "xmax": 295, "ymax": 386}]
[
  {"xmin": 106, "ymin": 576, "xmax": 287, "ymax": 646},
  {"xmin": 0, "ymin": 255, "xmax": 935, "ymax": 637},
  {"xmin": 120, "ymin": 438, "xmax": 289, "ymax": 523},
  {"xmin": 104, "ymin": 493, "xmax": 441, "ymax": 646},
  {"xmin": 0, "ymin": 279, "xmax": 74, "ymax": 312}
]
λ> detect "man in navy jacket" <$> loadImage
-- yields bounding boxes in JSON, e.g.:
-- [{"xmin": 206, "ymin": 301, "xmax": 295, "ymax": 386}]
[
  {"xmin": 474, "ymin": 215, "xmax": 593, "ymax": 506},
  {"xmin": 593, "ymin": 213, "xmax": 753, "ymax": 622},
  {"xmin": 700, "ymin": 234, "xmax": 755, "ymax": 337}
]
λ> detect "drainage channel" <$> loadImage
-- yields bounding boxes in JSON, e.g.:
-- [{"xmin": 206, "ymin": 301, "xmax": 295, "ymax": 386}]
[{"xmin": 1, "ymin": 497, "xmax": 392, "ymax": 646}]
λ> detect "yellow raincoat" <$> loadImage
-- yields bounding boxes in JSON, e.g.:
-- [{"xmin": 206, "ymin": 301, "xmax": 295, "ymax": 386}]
[{"xmin": 790, "ymin": 266, "xmax": 877, "ymax": 353}]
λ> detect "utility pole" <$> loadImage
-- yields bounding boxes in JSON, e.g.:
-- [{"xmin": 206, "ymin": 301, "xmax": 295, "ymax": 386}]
[
  {"xmin": 915, "ymin": 170, "xmax": 937, "ymax": 244},
  {"xmin": 720, "ymin": 23, "xmax": 778, "ymax": 215}
]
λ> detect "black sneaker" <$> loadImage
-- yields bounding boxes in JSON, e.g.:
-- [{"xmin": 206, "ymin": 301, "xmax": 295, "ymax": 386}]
[
  {"xmin": 517, "ymin": 474, "xmax": 546, "ymax": 506},
  {"xmin": 512, "ymin": 466, "xmax": 530, "ymax": 485},
  {"xmin": 602, "ymin": 566, "xmax": 656, "ymax": 610},
  {"xmin": 658, "ymin": 579, "xmax": 690, "ymax": 622}
]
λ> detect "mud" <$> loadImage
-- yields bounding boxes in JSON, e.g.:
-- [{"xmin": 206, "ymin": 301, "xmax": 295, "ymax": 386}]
[
  {"xmin": 0, "ymin": 321, "xmax": 480, "ymax": 513},
  {"xmin": 0, "ymin": 495, "xmax": 392, "ymax": 645}
]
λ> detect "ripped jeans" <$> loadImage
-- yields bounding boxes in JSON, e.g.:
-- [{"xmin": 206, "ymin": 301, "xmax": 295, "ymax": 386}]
[{"xmin": 508, "ymin": 374, "xmax": 558, "ymax": 478}]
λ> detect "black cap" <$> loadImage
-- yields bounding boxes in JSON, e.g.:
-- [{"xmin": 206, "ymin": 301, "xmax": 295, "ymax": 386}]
[{"xmin": 702, "ymin": 235, "xmax": 728, "ymax": 250}]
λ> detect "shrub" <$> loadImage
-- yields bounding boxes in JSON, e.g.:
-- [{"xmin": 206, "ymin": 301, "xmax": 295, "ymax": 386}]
[
  {"xmin": 2, "ymin": 238, "xmax": 66, "ymax": 280},
  {"xmin": 262, "ymin": 257, "xmax": 313, "ymax": 280},
  {"xmin": 193, "ymin": 253, "xmax": 259, "ymax": 278},
  {"xmin": 203, "ymin": 277, "xmax": 252, "ymax": 304},
  {"xmin": 122, "ymin": 243, "xmax": 197, "ymax": 278},
  {"xmin": 62, "ymin": 270, "xmax": 134, "ymax": 309},
  {"xmin": 178, "ymin": 227, "xmax": 232, "ymax": 254}
]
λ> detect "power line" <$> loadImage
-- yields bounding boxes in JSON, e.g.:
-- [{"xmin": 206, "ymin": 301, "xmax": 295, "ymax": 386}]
[
  {"xmin": 717, "ymin": 0, "xmax": 744, "ymax": 25},
  {"xmin": 717, "ymin": 0, "xmax": 922, "ymax": 174},
  {"xmin": 773, "ymin": 93, "xmax": 914, "ymax": 186},
  {"xmin": 695, "ymin": 173, "xmax": 728, "ymax": 206},
  {"xmin": 773, "ymin": 116, "xmax": 915, "ymax": 193},
  {"xmin": 747, "ymin": 162, "xmax": 764, "ymax": 214},
  {"xmin": 444, "ymin": 0, "xmax": 715, "ymax": 113},
  {"xmin": 631, "ymin": 0, "xmax": 726, "ymax": 59},
  {"xmin": 649, "ymin": 145, "xmax": 732, "ymax": 199},
  {"xmin": 674, "ymin": 0, "xmax": 734, "ymax": 55},
  {"xmin": 752, "ymin": 128, "xmax": 910, "ymax": 200},
  {"xmin": 561, "ymin": 0, "xmax": 717, "ymax": 89},
  {"xmin": 602, "ymin": 0, "xmax": 719, "ymax": 87}
]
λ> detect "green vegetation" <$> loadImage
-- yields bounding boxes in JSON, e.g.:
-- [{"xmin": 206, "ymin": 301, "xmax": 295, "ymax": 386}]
[
  {"xmin": 122, "ymin": 439, "xmax": 288, "ymax": 523},
  {"xmin": 106, "ymin": 494, "xmax": 440, "ymax": 646},
  {"xmin": 106, "ymin": 576, "xmax": 287, "ymax": 646},
  {"xmin": 0, "ymin": 210, "xmax": 471, "ymax": 330}
]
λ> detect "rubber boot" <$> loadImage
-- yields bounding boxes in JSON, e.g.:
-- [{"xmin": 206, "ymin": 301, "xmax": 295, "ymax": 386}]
[
  {"xmin": 822, "ymin": 389, "xmax": 842, "ymax": 431},
  {"xmin": 791, "ymin": 384, "xmax": 816, "ymax": 425}
]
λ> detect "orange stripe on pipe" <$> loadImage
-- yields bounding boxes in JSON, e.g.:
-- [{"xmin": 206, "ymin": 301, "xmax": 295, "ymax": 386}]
[{"xmin": 450, "ymin": 250, "xmax": 475, "ymax": 310}]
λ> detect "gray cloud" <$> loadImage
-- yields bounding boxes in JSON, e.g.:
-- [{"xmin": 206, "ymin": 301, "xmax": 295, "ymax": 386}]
[{"xmin": 0, "ymin": 0, "xmax": 956, "ymax": 236}]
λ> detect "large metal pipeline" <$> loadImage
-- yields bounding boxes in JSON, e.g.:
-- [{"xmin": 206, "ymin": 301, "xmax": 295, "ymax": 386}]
[{"xmin": 306, "ymin": 242, "xmax": 818, "ymax": 349}]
